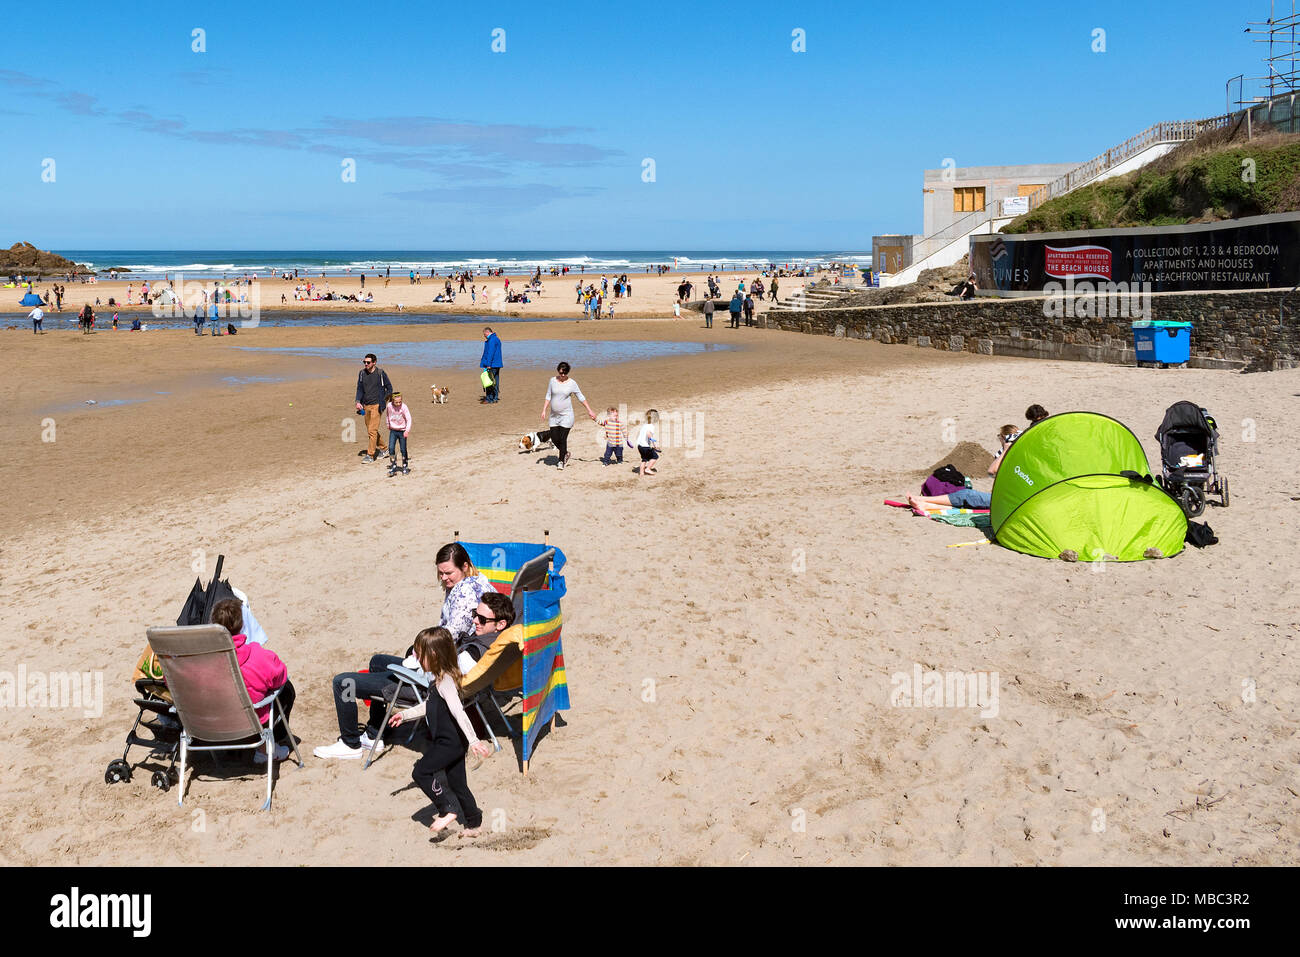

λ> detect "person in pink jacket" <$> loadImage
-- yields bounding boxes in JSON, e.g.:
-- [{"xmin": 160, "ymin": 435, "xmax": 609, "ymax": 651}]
[
  {"xmin": 384, "ymin": 391, "xmax": 412, "ymax": 476},
  {"xmin": 212, "ymin": 599, "xmax": 296, "ymax": 763}
]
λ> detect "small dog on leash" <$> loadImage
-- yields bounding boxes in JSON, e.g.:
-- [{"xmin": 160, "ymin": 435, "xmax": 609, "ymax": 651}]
[
  {"xmin": 518, "ymin": 429, "xmax": 554, "ymax": 452},
  {"xmin": 430, "ymin": 384, "xmax": 450, "ymax": 404}
]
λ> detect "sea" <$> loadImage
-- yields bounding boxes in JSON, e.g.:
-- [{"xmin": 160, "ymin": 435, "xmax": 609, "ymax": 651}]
[{"xmin": 47, "ymin": 249, "xmax": 871, "ymax": 280}]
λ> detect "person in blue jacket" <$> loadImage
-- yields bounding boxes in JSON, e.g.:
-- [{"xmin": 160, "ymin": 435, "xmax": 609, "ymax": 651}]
[
  {"xmin": 728, "ymin": 292, "xmax": 743, "ymax": 329},
  {"xmin": 479, "ymin": 326, "xmax": 503, "ymax": 403}
]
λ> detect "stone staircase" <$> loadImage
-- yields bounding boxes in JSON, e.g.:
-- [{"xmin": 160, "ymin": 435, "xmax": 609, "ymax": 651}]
[{"xmin": 767, "ymin": 283, "xmax": 865, "ymax": 315}]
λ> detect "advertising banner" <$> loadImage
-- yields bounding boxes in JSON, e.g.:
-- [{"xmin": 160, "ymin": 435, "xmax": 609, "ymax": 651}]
[{"xmin": 970, "ymin": 213, "xmax": 1300, "ymax": 294}]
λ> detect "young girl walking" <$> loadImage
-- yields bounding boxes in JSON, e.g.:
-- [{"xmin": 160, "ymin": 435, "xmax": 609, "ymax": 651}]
[
  {"xmin": 633, "ymin": 409, "xmax": 662, "ymax": 476},
  {"xmin": 384, "ymin": 391, "xmax": 412, "ymax": 475},
  {"xmin": 390, "ymin": 627, "xmax": 493, "ymax": 837}
]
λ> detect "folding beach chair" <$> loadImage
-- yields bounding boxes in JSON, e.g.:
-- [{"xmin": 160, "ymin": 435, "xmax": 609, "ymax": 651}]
[
  {"xmin": 362, "ymin": 664, "xmax": 429, "ymax": 769},
  {"xmin": 460, "ymin": 625, "xmax": 525, "ymax": 752},
  {"xmin": 366, "ymin": 627, "xmax": 525, "ymax": 764},
  {"xmin": 145, "ymin": 624, "xmax": 303, "ymax": 810}
]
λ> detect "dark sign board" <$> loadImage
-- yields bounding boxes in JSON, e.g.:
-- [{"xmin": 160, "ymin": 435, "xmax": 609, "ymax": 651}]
[{"xmin": 970, "ymin": 213, "xmax": 1300, "ymax": 294}]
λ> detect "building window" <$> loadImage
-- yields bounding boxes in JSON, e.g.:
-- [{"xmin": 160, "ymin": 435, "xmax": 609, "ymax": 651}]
[
  {"xmin": 953, "ymin": 187, "xmax": 985, "ymax": 213},
  {"xmin": 1018, "ymin": 183, "xmax": 1046, "ymax": 197}
]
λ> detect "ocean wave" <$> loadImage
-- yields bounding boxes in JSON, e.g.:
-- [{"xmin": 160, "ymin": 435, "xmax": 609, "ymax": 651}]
[{"xmin": 69, "ymin": 251, "xmax": 867, "ymax": 279}]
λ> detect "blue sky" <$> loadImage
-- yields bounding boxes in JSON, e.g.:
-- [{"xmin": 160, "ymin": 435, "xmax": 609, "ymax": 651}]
[{"xmin": 0, "ymin": 0, "xmax": 1263, "ymax": 251}]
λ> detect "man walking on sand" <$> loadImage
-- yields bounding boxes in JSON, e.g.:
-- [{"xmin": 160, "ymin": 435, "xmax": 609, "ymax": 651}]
[
  {"xmin": 480, "ymin": 326, "xmax": 503, "ymax": 404},
  {"xmin": 30, "ymin": 305, "xmax": 43, "ymax": 334},
  {"xmin": 703, "ymin": 298, "xmax": 714, "ymax": 328},
  {"xmin": 355, "ymin": 353, "xmax": 395, "ymax": 462}
]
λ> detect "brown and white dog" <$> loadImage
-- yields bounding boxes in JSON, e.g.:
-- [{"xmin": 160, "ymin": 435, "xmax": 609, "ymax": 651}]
[
  {"xmin": 518, "ymin": 429, "xmax": 553, "ymax": 452},
  {"xmin": 430, "ymin": 384, "xmax": 450, "ymax": 404}
]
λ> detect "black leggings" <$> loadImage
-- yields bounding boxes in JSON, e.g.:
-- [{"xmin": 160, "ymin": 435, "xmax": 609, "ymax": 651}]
[
  {"xmin": 411, "ymin": 724, "xmax": 482, "ymax": 828},
  {"xmin": 551, "ymin": 425, "xmax": 571, "ymax": 463}
]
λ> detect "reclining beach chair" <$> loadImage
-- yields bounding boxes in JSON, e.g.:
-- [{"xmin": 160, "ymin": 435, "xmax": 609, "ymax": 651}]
[{"xmin": 146, "ymin": 624, "xmax": 303, "ymax": 810}]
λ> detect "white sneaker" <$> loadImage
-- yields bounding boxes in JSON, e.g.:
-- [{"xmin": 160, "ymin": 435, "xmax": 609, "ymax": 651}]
[
  {"xmin": 359, "ymin": 732, "xmax": 387, "ymax": 754},
  {"xmin": 557, "ymin": 460, "xmax": 565, "ymax": 471},
  {"xmin": 313, "ymin": 738, "xmax": 364, "ymax": 760},
  {"xmin": 253, "ymin": 743, "xmax": 291, "ymax": 763}
]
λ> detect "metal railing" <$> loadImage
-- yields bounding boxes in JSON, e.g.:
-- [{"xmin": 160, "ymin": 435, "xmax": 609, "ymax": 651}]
[
  {"xmin": 1024, "ymin": 115, "xmax": 1232, "ymax": 211},
  {"xmin": 912, "ymin": 202, "xmax": 1006, "ymax": 261}
]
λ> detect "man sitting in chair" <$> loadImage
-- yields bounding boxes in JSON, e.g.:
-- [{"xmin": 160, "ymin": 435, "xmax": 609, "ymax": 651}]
[{"xmin": 462, "ymin": 592, "xmax": 523, "ymax": 691}]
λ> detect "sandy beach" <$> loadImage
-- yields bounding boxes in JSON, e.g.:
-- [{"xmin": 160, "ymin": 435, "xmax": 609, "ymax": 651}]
[
  {"xmin": 8, "ymin": 269, "xmax": 812, "ymax": 323},
  {"xmin": 1, "ymin": 318, "xmax": 1297, "ymax": 866}
]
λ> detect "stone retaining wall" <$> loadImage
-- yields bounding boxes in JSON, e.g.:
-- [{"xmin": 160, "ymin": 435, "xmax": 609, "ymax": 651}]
[{"xmin": 753, "ymin": 290, "xmax": 1300, "ymax": 370}]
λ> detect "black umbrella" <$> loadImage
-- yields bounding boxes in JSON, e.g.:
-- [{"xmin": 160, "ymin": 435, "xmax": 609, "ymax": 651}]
[{"xmin": 176, "ymin": 554, "xmax": 236, "ymax": 626}]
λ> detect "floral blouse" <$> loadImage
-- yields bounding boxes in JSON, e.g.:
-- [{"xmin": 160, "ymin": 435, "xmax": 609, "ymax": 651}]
[{"xmin": 441, "ymin": 572, "xmax": 491, "ymax": 653}]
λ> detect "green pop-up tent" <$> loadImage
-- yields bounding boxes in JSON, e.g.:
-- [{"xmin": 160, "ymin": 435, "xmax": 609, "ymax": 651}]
[{"xmin": 990, "ymin": 412, "xmax": 1187, "ymax": 561}]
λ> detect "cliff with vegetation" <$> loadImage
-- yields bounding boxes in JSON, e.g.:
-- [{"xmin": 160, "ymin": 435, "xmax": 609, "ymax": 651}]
[{"xmin": 1002, "ymin": 126, "xmax": 1300, "ymax": 234}]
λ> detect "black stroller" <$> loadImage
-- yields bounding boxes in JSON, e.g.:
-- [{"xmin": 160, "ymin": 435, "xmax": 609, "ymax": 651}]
[
  {"xmin": 1156, "ymin": 401, "xmax": 1230, "ymax": 518},
  {"xmin": 105, "ymin": 555, "xmax": 239, "ymax": 793}
]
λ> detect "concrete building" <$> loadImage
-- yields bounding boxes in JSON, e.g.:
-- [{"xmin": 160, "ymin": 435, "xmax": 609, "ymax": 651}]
[
  {"xmin": 871, "ymin": 234, "xmax": 920, "ymax": 275},
  {"xmin": 922, "ymin": 162, "xmax": 1079, "ymax": 238}
]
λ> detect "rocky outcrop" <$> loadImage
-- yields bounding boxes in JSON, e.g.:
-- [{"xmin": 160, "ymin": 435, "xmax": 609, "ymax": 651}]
[{"xmin": 1, "ymin": 242, "xmax": 86, "ymax": 275}]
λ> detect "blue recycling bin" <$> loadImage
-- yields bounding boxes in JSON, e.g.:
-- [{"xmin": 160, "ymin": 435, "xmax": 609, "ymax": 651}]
[{"xmin": 1133, "ymin": 321, "xmax": 1191, "ymax": 366}]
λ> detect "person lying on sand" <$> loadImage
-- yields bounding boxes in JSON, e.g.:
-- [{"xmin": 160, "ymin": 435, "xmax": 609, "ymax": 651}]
[{"xmin": 907, "ymin": 425, "xmax": 1020, "ymax": 513}]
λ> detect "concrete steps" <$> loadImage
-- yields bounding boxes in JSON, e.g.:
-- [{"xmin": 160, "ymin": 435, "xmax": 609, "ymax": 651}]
[{"xmin": 768, "ymin": 284, "xmax": 864, "ymax": 314}]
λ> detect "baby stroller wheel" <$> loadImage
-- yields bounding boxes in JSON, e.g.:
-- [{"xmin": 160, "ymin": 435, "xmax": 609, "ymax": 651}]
[
  {"xmin": 1220, "ymin": 477, "xmax": 1230, "ymax": 508},
  {"xmin": 1178, "ymin": 485, "xmax": 1205, "ymax": 518},
  {"xmin": 105, "ymin": 759, "xmax": 132, "ymax": 784},
  {"xmin": 150, "ymin": 770, "xmax": 171, "ymax": 793}
]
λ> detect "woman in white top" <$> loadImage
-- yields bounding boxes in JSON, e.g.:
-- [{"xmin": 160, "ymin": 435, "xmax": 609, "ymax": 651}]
[{"xmin": 541, "ymin": 361, "xmax": 597, "ymax": 470}]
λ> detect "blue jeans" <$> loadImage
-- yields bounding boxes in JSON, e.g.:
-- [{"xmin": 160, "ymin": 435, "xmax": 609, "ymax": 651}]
[
  {"xmin": 602, "ymin": 442, "xmax": 623, "ymax": 465},
  {"xmin": 388, "ymin": 431, "xmax": 408, "ymax": 463},
  {"xmin": 485, "ymin": 367, "xmax": 500, "ymax": 402},
  {"xmin": 946, "ymin": 488, "xmax": 991, "ymax": 509}
]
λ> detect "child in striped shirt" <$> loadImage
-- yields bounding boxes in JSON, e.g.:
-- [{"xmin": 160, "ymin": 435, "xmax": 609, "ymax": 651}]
[
  {"xmin": 385, "ymin": 392, "xmax": 412, "ymax": 475},
  {"xmin": 600, "ymin": 405, "xmax": 625, "ymax": 466}
]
